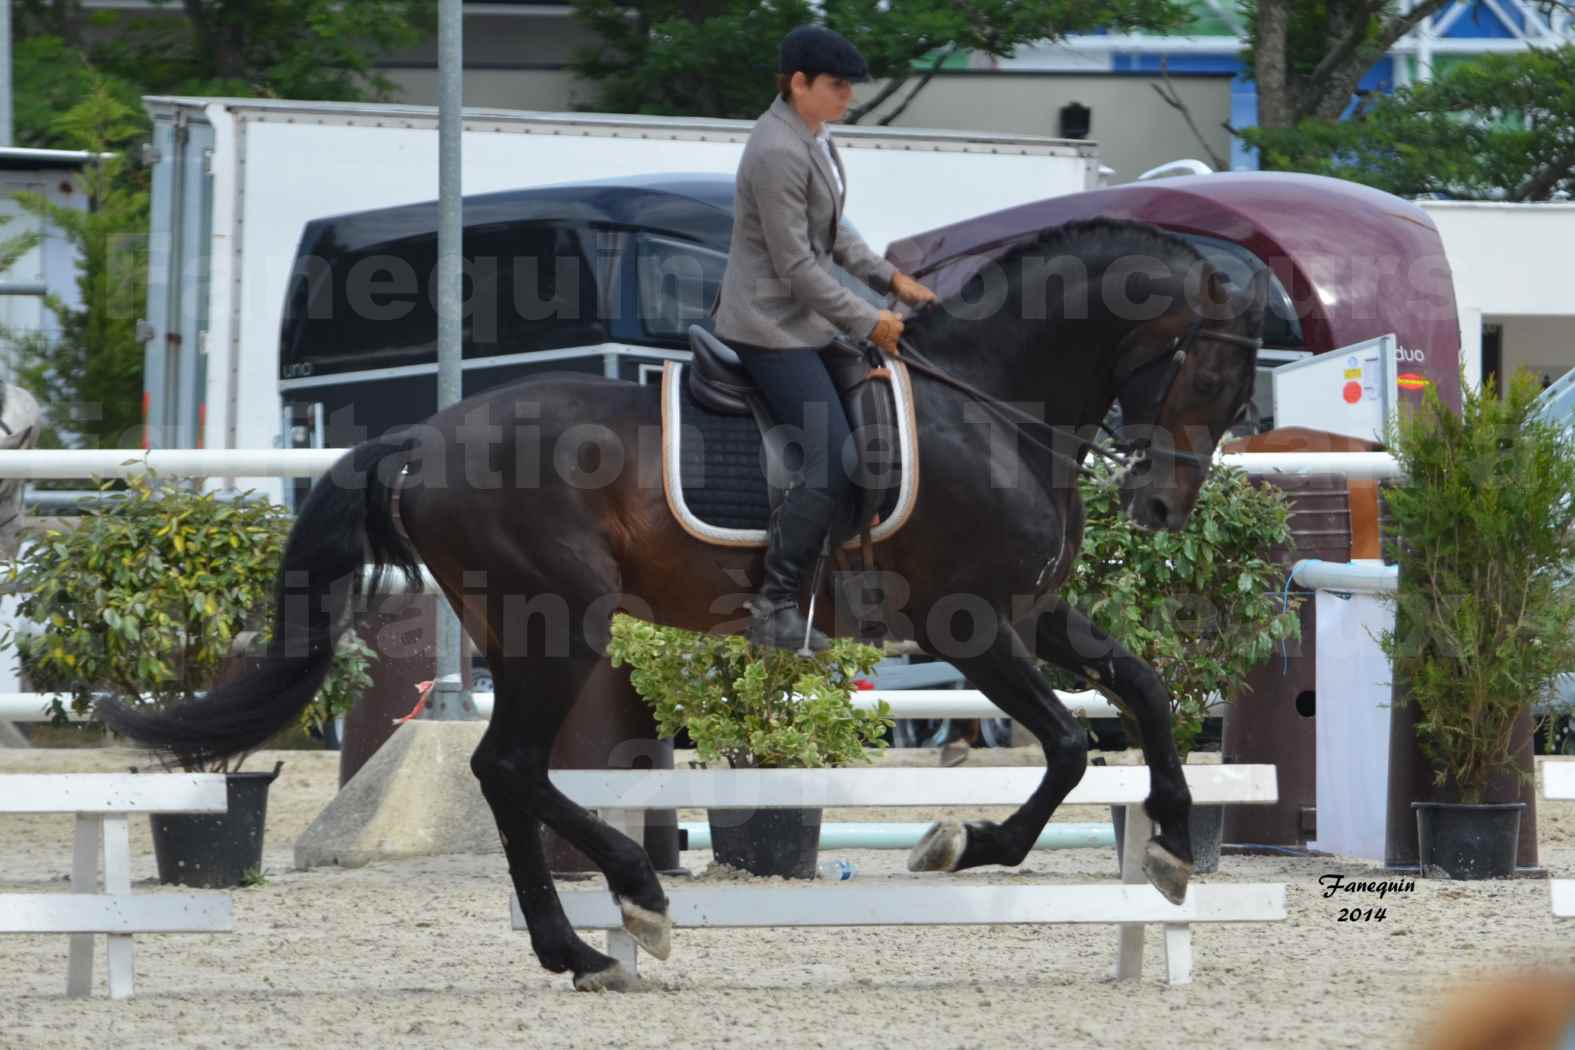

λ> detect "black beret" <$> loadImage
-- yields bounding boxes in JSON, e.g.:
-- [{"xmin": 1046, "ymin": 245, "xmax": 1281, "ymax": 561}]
[{"xmin": 779, "ymin": 25, "xmax": 870, "ymax": 83}]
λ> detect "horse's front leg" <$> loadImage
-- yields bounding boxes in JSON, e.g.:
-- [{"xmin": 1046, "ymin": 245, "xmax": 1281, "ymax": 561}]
[
  {"xmin": 907, "ymin": 616, "xmax": 1089, "ymax": 872},
  {"xmin": 1030, "ymin": 598, "xmax": 1193, "ymax": 903}
]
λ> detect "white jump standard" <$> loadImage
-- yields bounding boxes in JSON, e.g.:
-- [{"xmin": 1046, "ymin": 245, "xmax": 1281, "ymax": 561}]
[{"xmin": 0, "ymin": 773, "xmax": 235, "ymax": 999}]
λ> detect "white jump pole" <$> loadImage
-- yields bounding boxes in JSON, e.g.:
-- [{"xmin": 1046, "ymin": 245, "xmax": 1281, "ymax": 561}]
[{"xmin": 679, "ymin": 820, "xmax": 1113, "ymax": 851}]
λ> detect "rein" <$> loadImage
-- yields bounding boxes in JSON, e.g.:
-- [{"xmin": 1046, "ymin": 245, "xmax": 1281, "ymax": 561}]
[
  {"xmin": 890, "ymin": 318, "xmax": 1262, "ymax": 480},
  {"xmin": 892, "ymin": 337, "xmax": 1107, "ymax": 478}
]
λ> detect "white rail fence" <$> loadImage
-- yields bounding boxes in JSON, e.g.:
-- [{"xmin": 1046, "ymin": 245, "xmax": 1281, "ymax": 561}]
[
  {"xmin": 0, "ymin": 689, "xmax": 1123, "ymax": 725},
  {"xmin": 529, "ymin": 764, "xmax": 1285, "ymax": 985},
  {"xmin": 1548, "ymin": 762, "xmax": 1575, "ymax": 919},
  {"xmin": 0, "ymin": 448, "xmax": 1402, "ymax": 481},
  {"xmin": 0, "ymin": 774, "xmax": 234, "ymax": 998}
]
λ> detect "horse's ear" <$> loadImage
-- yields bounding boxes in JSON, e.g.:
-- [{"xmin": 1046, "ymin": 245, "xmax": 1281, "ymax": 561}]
[
  {"xmin": 1204, "ymin": 268, "xmax": 1231, "ymax": 307},
  {"xmin": 1245, "ymin": 270, "xmax": 1270, "ymax": 333}
]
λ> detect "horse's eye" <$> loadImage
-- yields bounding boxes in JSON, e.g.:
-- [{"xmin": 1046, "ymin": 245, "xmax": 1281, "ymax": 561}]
[{"xmin": 1193, "ymin": 371, "xmax": 1224, "ymax": 397}]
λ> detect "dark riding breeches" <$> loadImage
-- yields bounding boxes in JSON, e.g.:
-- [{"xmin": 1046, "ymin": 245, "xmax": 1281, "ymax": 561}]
[{"xmin": 730, "ymin": 342, "xmax": 856, "ymax": 505}]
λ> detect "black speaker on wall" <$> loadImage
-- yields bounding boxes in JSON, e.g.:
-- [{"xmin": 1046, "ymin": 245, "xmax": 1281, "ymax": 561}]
[{"xmin": 1059, "ymin": 102, "xmax": 1091, "ymax": 140}]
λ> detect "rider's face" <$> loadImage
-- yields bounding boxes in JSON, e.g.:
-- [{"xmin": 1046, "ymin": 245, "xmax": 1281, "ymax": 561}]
[{"xmin": 794, "ymin": 73, "xmax": 854, "ymax": 126}]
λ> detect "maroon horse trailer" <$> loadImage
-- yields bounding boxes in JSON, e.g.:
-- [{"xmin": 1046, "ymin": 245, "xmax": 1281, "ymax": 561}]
[{"xmin": 885, "ymin": 171, "xmax": 1463, "ymax": 420}]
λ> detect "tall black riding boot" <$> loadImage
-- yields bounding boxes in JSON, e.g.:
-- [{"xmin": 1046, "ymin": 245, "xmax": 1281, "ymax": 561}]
[{"xmin": 747, "ymin": 485, "xmax": 837, "ymax": 653}]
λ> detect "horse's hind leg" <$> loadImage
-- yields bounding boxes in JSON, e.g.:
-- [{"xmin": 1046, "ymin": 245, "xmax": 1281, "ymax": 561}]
[
  {"xmin": 1030, "ymin": 599, "xmax": 1193, "ymax": 903},
  {"xmin": 472, "ymin": 730, "xmax": 630, "ymax": 990},
  {"xmin": 472, "ymin": 652, "xmax": 670, "ymax": 992},
  {"xmin": 906, "ymin": 620, "xmax": 1089, "ymax": 873}
]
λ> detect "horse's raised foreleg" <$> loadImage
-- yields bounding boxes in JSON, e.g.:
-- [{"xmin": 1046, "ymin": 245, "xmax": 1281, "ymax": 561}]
[
  {"xmin": 472, "ymin": 653, "xmax": 670, "ymax": 992},
  {"xmin": 1030, "ymin": 598, "xmax": 1193, "ymax": 903},
  {"xmin": 906, "ymin": 620, "xmax": 1089, "ymax": 873}
]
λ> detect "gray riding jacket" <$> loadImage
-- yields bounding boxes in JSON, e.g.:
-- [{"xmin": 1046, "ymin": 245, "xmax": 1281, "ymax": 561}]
[{"xmin": 714, "ymin": 95, "xmax": 897, "ymax": 349}]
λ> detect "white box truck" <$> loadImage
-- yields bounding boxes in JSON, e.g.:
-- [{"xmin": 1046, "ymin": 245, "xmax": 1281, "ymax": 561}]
[{"xmin": 139, "ymin": 96, "xmax": 1100, "ymax": 498}]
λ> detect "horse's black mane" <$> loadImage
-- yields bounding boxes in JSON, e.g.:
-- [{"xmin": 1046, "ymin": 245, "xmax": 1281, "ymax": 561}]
[
  {"xmin": 902, "ymin": 218, "xmax": 1207, "ymax": 355},
  {"xmin": 1001, "ymin": 218, "xmax": 1205, "ymax": 271}
]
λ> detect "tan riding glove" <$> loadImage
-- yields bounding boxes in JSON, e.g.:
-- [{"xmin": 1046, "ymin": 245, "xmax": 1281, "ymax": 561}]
[
  {"xmin": 891, "ymin": 272, "xmax": 939, "ymax": 307},
  {"xmin": 869, "ymin": 309, "xmax": 905, "ymax": 356}
]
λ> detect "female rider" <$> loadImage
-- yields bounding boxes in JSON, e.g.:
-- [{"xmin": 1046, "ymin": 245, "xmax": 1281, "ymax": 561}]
[{"xmin": 714, "ymin": 24, "xmax": 939, "ymax": 653}]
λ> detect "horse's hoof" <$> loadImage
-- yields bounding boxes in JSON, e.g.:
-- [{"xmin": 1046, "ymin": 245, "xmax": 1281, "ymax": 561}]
[
  {"xmin": 1142, "ymin": 838, "xmax": 1192, "ymax": 906},
  {"xmin": 573, "ymin": 961, "xmax": 641, "ymax": 993},
  {"xmin": 618, "ymin": 896, "xmax": 672, "ymax": 961},
  {"xmin": 907, "ymin": 820, "xmax": 967, "ymax": 872}
]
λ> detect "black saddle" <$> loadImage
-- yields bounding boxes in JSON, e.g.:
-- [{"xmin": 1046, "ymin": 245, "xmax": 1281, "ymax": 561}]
[{"xmin": 685, "ymin": 325, "xmax": 900, "ymax": 547}]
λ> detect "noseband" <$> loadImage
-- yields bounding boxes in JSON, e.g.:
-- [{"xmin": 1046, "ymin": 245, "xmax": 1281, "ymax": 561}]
[{"xmin": 1111, "ymin": 318, "xmax": 1263, "ymax": 470}]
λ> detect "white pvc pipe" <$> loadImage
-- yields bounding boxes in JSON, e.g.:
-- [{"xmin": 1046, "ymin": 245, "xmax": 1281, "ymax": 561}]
[
  {"xmin": 1289, "ymin": 558, "xmax": 1398, "ymax": 595},
  {"xmin": 0, "ymin": 448, "xmax": 342, "ymax": 479},
  {"xmin": 1219, "ymin": 451, "xmax": 1401, "ymax": 480},
  {"xmin": 680, "ymin": 820, "xmax": 1114, "ymax": 851},
  {"xmin": 0, "ymin": 685, "xmax": 1131, "ymax": 726},
  {"xmin": 464, "ymin": 689, "xmax": 1124, "ymax": 722},
  {"xmin": 857, "ymin": 690, "xmax": 1119, "ymax": 719},
  {"xmin": 358, "ymin": 565, "xmax": 444, "ymax": 595},
  {"xmin": 0, "ymin": 448, "xmax": 1404, "ymax": 482},
  {"xmin": 0, "ymin": 693, "xmax": 90, "ymax": 722}
]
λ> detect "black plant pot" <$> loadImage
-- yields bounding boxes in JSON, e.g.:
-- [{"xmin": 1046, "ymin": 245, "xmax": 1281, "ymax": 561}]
[
  {"xmin": 1111, "ymin": 803, "xmax": 1224, "ymax": 875},
  {"xmin": 1413, "ymin": 801, "xmax": 1524, "ymax": 880},
  {"xmin": 150, "ymin": 764, "xmax": 282, "ymax": 888},
  {"xmin": 708, "ymin": 807, "xmax": 823, "ymax": 879}
]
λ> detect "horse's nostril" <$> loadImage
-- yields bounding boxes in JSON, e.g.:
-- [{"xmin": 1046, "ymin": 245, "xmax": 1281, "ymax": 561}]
[{"xmin": 1146, "ymin": 497, "xmax": 1169, "ymax": 523}]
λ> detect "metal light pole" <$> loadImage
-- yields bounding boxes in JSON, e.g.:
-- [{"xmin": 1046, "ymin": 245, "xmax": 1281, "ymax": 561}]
[
  {"xmin": 428, "ymin": 0, "xmax": 473, "ymax": 720},
  {"xmin": 0, "ymin": 0, "xmax": 13, "ymax": 147}
]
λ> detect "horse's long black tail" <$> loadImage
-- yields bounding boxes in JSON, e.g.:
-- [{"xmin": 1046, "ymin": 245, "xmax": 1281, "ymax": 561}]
[{"xmin": 97, "ymin": 437, "xmax": 422, "ymax": 765}]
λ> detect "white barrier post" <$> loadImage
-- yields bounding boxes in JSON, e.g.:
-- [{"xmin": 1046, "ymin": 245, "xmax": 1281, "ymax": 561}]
[
  {"xmin": 0, "ymin": 774, "xmax": 234, "ymax": 998},
  {"xmin": 1547, "ymin": 763, "xmax": 1575, "ymax": 919},
  {"xmin": 1116, "ymin": 804, "xmax": 1151, "ymax": 981}
]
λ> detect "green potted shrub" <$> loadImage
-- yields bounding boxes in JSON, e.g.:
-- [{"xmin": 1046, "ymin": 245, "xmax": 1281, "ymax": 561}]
[
  {"xmin": 1382, "ymin": 372, "xmax": 1575, "ymax": 879},
  {"xmin": 1056, "ymin": 460, "xmax": 1302, "ymax": 872},
  {"xmin": 1, "ymin": 473, "xmax": 374, "ymax": 887},
  {"xmin": 607, "ymin": 613, "xmax": 891, "ymax": 878}
]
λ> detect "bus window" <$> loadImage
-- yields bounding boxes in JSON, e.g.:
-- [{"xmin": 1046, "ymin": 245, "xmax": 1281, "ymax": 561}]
[
  {"xmin": 636, "ymin": 234, "xmax": 726, "ymax": 340},
  {"xmin": 282, "ymin": 222, "xmax": 605, "ymax": 379}
]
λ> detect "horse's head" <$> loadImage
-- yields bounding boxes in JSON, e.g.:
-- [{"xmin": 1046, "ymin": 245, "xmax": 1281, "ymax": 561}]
[{"xmin": 1111, "ymin": 266, "xmax": 1267, "ymax": 531}]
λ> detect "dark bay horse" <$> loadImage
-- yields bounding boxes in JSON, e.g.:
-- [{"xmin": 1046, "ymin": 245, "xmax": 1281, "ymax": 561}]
[{"xmin": 101, "ymin": 219, "xmax": 1267, "ymax": 991}]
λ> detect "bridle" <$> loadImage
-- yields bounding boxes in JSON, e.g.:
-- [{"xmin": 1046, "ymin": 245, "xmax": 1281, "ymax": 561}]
[
  {"xmin": 891, "ymin": 313, "xmax": 1262, "ymax": 479},
  {"xmin": 1109, "ymin": 317, "xmax": 1264, "ymax": 470}
]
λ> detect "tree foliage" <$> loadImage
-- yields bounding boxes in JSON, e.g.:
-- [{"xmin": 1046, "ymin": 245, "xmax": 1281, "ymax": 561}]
[
  {"xmin": 1054, "ymin": 462, "xmax": 1302, "ymax": 756},
  {"xmin": 569, "ymin": 0, "xmax": 1185, "ymax": 121},
  {"xmin": 1381, "ymin": 372, "xmax": 1575, "ymax": 802},
  {"xmin": 4, "ymin": 2, "xmax": 438, "ymax": 441},
  {"xmin": 1, "ymin": 474, "xmax": 375, "ymax": 772},
  {"xmin": 1243, "ymin": 46, "xmax": 1575, "ymax": 202},
  {"xmin": 1241, "ymin": 0, "xmax": 1458, "ymax": 129},
  {"xmin": 0, "ymin": 84, "xmax": 148, "ymax": 450},
  {"xmin": 16, "ymin": 0, "xmax": 435, "ymax": 104},
  {"xmin": 12, "ymin": 35, "xmax": 144, "ymax": 150}
]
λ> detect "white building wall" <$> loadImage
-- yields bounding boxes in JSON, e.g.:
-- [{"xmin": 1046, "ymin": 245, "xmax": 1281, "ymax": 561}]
[
  {"xmin": 1497, "ymin": 316, "xmax": 1575, "ymax": 388},
  {"xmin": 850, "ymin": 73, "xmax": 1233, "ymax": 185},
  {"xmin": 1420, "ymin": 202, "xmax": 1575, "ymax": 392},
  {"xmin": 383, "ymin": 67, "xmax": 596, "ymax": 112},
  {"xmin": 383, "ymin": 56, "xmax": 1233, "ymax": 187}
]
